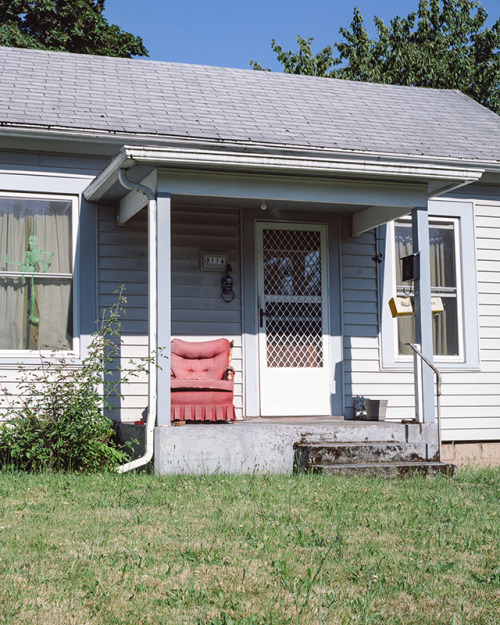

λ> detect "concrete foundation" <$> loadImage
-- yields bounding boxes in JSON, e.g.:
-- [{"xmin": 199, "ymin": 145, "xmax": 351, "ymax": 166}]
[
  {"xmin": 442, "ymin": 441, "xmax": 500, "ymax": 468},
  {"xmin": 154, "ymin": 419, "xmax": 439, "ymax": 474}
]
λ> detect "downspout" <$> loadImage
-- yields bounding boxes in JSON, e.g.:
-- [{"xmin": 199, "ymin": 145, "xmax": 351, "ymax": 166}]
[{"xmin": 116, "ymin": 168, "xmax": 157, "ymax": 473}]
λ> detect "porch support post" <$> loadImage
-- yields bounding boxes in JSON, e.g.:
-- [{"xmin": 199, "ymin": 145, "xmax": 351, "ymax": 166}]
[
  {"xmin": 412, "ymin": 205, "xmax": 436, "ymax": 423},
  {"xmin": 154, "ymin": 192, "xmax": 172, "ymax": 426}
]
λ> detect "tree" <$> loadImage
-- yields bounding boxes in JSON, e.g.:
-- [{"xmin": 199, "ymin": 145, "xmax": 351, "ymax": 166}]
[
  {"xmin": 251, "ymin": 0, "xmax": 500, "ymax": 114},
  {"xmin": 0, "ymin": 0, "xmax": 148, "ymax": 58}
]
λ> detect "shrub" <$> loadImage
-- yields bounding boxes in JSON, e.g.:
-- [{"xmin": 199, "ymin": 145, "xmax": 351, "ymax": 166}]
[{"xmin": 0, "ymin": 289, "xmax": 150, "ymax": 472}]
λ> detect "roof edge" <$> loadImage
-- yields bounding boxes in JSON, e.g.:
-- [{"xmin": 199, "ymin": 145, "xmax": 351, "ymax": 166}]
[{"xmin": 2, "ymin": 123, "xmax": 500, "ymax": 173}]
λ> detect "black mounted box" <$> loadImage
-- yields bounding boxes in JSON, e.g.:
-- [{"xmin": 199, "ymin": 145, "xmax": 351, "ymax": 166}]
[{"xmin": 401, "ymin": 253, "xmax": 420, "ymax": 282}]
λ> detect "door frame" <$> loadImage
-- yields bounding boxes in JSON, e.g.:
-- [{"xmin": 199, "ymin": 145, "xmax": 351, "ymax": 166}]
[{"xmin": 242, "ymin": 209, "xmax": 344, "ymax": 417}]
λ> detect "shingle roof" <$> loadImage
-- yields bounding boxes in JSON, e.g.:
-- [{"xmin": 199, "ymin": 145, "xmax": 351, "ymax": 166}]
[{"xmin": 1, "ymin": 45, "xmax": 499, "ymax": 163}]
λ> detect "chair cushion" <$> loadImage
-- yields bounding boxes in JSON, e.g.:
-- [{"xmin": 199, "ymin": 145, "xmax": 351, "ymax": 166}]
[
  {"xmin": 171, "ymin": 379, "xmax": 233, "ymax": 392},
  {"xmin": 171, "ymin": 338, "xmax": 231, "ymax": 380}
]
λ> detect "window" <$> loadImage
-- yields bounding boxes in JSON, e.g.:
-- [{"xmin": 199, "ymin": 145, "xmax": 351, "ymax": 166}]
[
  {"xmin": 394, "ymin": 218, "xmax": 461, "ymax": 358},
  {"xmin": 0, "ymin": 194, "xmax": 76, "ymax": 352},
  {"xmin": 381, "ymin": 200, "xmax": 479, "ymax": 369}
]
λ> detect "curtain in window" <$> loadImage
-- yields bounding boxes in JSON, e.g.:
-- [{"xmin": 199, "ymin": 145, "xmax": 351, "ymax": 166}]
[
  {"xmin": 429, "ymin": 224, "xmax": 458, "ymax": 356},
  {"xmin": 0, "ymin": 197, "xmax": 73, "ymax": 350},
  {"xmin": 395, "ymin": 222, "xmax": 414, "ymax": 356},
  {"xmin": 395, "ymin": 221, "xmax": 458, "ymax": 357}
]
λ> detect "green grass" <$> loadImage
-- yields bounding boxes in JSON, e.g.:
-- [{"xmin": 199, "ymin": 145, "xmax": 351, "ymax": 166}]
[{"xmin": 0, "ymin": 469, "xmax": 499, "ymax": 624}]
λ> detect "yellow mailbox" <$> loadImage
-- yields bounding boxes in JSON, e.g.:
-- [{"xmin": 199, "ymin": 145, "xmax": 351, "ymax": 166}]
[
  {"xmin": 389, "ymin": 297, "xmax": 413, "ymax": 318},
  {"xmin": 389, "ymin": 296, "xmax": 444, "ymax": 318}
]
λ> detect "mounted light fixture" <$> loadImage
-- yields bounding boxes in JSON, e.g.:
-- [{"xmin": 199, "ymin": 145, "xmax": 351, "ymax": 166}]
[
  {"xmin": 221, "ymin": 264, "xmax": 234, "ymax": 302},
  {"xmin": 260, "ymin": 200, "xmax": 267, "ymax": 211}
]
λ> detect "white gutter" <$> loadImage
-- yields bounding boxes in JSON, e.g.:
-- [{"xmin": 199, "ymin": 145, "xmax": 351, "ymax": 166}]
[
  {"xmin": 116, "ymin": 168, "xmax": 157, "ymax": 474},
  {"xmin": 83, "ymin": 145, "xmax": 485, "ymax": 203},
  {"xmin": 121, "ymin": 145, "xmax": 486, "ymax": 180}
]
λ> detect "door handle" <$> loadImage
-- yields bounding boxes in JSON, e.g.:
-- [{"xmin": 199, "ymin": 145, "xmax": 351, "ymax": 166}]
[{"xmin": 259, "ymin": 308, "xmax": 266, "ymax": 328}]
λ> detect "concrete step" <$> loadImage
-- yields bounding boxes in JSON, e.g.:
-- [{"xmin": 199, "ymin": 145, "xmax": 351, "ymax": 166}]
[
  {"xmin": 311, "ymin": 461, "xmax": 457, "ymax": 477},
  {"xmin": 294, "ymin": 442, "xmax": 430, "ymax": 471}
]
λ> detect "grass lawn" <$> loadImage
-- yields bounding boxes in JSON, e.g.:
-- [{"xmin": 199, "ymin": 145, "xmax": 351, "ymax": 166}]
[{"xmin": 0, "ymin": 469, "xmax": 499, "ymax": 625}]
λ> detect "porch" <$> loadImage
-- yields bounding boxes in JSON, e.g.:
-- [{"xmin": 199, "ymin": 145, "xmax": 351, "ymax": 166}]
[{"xmin": 84, "ymin": 145, "xmax": 481, "ymax": 474}]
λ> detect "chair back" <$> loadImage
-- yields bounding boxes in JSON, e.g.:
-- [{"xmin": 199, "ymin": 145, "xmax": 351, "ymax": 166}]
[{"xmin": 171, "ymin": 338, "xmax": 231, "ymax": 380}]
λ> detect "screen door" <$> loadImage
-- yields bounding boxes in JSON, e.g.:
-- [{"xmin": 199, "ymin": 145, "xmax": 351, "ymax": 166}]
[{"xmin": 256, "ymin": 222, "xmax": 330, "ymax": 416}]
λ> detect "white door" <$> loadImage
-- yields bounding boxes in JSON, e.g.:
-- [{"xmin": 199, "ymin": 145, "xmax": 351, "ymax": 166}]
[{"xmin": 256, "ymin": 222, "xmax": 331, "ymax": 416}]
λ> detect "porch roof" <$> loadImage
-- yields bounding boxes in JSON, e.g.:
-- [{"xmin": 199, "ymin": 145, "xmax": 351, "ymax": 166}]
[
  {"xmin": 83, "ymin": 145, "xmax": 484, "ymax": 235},
  {"xmin": 1, "ymin": 46, "xmax": 500, "ymax": 171},
  {"xmin": 83, "ymin": 144, "xmax": 484, "ymax": 208}
]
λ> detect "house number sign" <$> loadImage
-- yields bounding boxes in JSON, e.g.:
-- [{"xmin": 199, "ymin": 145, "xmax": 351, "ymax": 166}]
[{"xmin": 201, "ymin": 251, "xmax": 228, "ymax": 271}]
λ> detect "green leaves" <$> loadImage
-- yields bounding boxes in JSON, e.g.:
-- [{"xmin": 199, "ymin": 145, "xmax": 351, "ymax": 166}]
[
  {"xmin": 254, "ymin": 0, "xmax": 500, "ymax": 114},
  {"xmin": 251, "ymin": 36, "xmax": 337, "ymax": 77},
  {"xmin": 0, "ymin": 0, "xmax": 148, "ymax": 58},
  {"xmin": 0, "ymin": 288, "xmax": 149, "ymax": 472}
]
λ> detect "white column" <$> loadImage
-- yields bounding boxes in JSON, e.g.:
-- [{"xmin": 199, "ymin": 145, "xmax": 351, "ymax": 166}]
[
  {"xmin": 412, "ymin": 205, "xmax": 435, "ymax": 423},
  {"xmin": 153, "ymin": 192, "xmax": 171, "ymax": 426}
]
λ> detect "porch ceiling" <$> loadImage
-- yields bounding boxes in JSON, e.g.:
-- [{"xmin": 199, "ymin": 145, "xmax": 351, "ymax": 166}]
[{"xmin": 170, "ymin": 193, "xmax": 371, "ymax": 214}]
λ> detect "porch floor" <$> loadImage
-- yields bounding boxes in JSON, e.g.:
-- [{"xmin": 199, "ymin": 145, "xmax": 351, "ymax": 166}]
[{"xmin": 239, "ymin": 416, "xmax": 385, "ymax": 425}]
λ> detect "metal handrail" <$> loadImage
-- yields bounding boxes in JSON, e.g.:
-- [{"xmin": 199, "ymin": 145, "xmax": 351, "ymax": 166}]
[{"xmin": 405, "ymin": 342, "xmax": 442, "ymax": 462}]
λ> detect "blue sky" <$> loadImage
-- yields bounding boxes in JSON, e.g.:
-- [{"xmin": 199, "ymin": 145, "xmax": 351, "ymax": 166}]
[{"xmin": 104, "ymin": 0, "xmax": 499, "ymax": 71}]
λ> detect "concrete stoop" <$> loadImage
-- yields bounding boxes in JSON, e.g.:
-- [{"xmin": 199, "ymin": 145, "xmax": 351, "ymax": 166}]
[
  {"xmin": 294, "ymin": 442, "xmax": 457, "ymax": 477},
  {"xmin": 154, "ymin": 420, "xmax": 450, "ymax": 475}
]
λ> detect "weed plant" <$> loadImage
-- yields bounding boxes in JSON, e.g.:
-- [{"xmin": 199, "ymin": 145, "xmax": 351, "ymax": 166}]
[
  {"xmin": 0, "ymin": 289, "xmax": 151, "ymax": 472},
  {"xmin": 0, "ymin": 469, "xmax": 498, "ymax": 624}
]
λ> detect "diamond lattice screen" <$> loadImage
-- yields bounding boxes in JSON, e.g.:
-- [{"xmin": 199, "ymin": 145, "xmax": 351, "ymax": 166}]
[{"xmin": 262, "ymin": 228, "xmax": 324, "ymax": 368}]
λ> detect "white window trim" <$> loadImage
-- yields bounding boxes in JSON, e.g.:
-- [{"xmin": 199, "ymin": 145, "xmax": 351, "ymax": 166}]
[
  {"xmin": 0, "ymin": 191, "xmax": 80, "ymax": 359},
  {"xmin": 381, "ymin": 199, "xmax": 480, "ymax": 370}
]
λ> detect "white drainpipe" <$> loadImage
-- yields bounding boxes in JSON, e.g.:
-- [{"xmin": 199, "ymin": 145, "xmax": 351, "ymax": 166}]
[{"xmin": 116, "ymin": 168, "xmax": 157, "ymax": 473}]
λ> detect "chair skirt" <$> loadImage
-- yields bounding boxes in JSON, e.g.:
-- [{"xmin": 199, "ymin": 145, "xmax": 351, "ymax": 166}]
[{"xmin": 171, "ymin": 388, "xmax": 236, "ymax": 422}]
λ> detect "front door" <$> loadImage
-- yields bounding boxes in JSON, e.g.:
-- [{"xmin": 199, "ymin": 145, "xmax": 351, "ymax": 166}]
[{"xmin": 256, "ymin": 222, "xmax": 331, "ymax": 416}]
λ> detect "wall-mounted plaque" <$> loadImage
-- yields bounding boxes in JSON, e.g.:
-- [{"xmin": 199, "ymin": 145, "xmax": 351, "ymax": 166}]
[{"xmin": 201, "ymin": 251, "xmax": 228, "ymax": 271}]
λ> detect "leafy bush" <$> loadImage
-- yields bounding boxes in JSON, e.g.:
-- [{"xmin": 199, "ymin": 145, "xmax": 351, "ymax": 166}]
[{"xmin": 0, "ymin": 289, "xmax": 150, "ymax": 472}]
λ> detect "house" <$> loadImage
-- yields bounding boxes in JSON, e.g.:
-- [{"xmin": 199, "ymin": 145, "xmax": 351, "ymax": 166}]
[{"xmin": 1, "ymin": 45, "xmax": 499, "ymax": 473}]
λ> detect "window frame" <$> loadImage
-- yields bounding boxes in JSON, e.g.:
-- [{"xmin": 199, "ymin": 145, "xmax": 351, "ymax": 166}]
[
  {"xmin": 380, "ymin": 199, "xmax": 479, "ymax": 370},
  {"xmin": 0, "ymin": 191, "xmax": 80, "ymax": 358},
  {"xmin": 394, "ymin": 216, "xmax": 464, "ymax": 361}
]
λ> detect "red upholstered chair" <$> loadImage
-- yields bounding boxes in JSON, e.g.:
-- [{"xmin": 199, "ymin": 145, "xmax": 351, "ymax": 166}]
[{"xmin": 170, "ymin": 338, "xmax": 236, "ymax": 422}]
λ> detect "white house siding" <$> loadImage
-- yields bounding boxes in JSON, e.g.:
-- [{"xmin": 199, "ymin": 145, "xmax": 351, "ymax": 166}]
[
  {"xmin": 340, "ymin": 216, "xmax": 416, "ymax": 421},
  {"xmin": 98, "ymin": 205, "xmax": 149, "ymax": 422},
  {"xmin": 171, "ymin": 205, "xmax": 243, "ymax": 419},
  {"xmin": 452, "ymin": 197, "xmax": 500, "ymax": 441},
  {"xmin": 97, "ymin": 203, "xmax": 243, "ymax": 422},
  {"xmin": 434, "ymin": 195, "xmax": 500, "ymax": 441}
]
